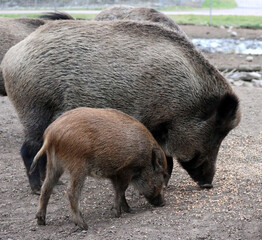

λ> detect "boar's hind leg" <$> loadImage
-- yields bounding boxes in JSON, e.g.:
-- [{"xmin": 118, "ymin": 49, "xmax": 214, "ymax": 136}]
[
  {"xmin": 68, "ymin": 170, "xmax": 88, "ymax": 230},
  {"xmin": 111, "ymin": 174, "xmax": 132, "ymax": 218},
  {"xmin": 21, "ymin": 140, "xmax": 46, "ymax": 194},
  {"xmin": 36, "ymin": 155, "xmax": 63, "ymax": 226}
]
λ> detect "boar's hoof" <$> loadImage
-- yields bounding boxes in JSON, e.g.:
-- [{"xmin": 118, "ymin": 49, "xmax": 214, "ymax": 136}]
[
  {"xmin": 32, "ymin": 189, "xmax": 41, "ymax": 195},
  {"xmin": 36, "ymin": 214, "xmax": 46, "ymax": 226},
  {"xmin": 31, "ymin": 185, "xmax": 41, "ymax": 195},
  {"xmin": 199, "ymin": 183, "xmax": 213, "ymax": 189},
  {"xmin": 123, "ymin": 206, "xmax": 133, "ymax": 214},
  {"xmin": 112, "ymin": 207, "xmax": 121, "ymax": 218}
]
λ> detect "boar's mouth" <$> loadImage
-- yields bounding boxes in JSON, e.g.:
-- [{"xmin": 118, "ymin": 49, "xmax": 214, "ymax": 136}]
[{"xmin": 178, "ymin": 151, "xmax": 214, "ymax": 189}]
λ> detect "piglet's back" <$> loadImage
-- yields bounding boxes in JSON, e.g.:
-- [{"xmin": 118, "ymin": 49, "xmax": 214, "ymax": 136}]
[{"xmin": 44, "ymin": 107, "xmax": 158, "ymax": 175}]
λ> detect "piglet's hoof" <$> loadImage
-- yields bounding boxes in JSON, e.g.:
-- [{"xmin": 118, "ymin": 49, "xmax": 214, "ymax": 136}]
[{"xmin": 75, "ymin": 221, "xmax": 88, "ymax": 230}]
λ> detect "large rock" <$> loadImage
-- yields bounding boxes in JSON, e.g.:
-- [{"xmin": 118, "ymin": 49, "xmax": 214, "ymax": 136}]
[
  {"xmin": 238, "ymin": 65, "xmax": 261, "ymax": 72},
  {"xmin": 240, "ymin": 72, "xmax": 262, "ymax": 81}
]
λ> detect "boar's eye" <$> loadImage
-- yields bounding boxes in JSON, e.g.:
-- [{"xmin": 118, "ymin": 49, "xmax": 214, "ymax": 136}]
[
  {"xmin": 163, "ymin": 173, "xmax": 170, "ymax": 181},
  {"xmin": 178, "ymin": 151, "xmax": 201, "ymax": 169}
]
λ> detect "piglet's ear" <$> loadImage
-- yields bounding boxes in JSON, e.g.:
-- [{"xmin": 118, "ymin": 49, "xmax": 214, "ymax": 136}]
[
  {"xmin": 215, "ymin": 93, "xmax": 239, "ymax": 129},
  {"xmin": 152, "ymin": 148, "xmax": 163, "ymax": 172}
]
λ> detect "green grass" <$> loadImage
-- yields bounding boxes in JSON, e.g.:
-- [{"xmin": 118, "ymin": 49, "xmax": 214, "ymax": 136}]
[
  {"xmin": 168, "ymin": 14, "xmax": 262, "ymax": 28},
  {"xmin": 202, "ymin": 0, "xmax": 237, "ymax": 9},
  {"xmin": 159, "ymin": 0, "xmax": 237, "ymax": 10},
  {"xmin": 158, "ymin": 6, "xmax": 196, "ymax": 11},
  {"xmin": 0, "ymin": 13, "xmax": 261, "ymax": 29}
]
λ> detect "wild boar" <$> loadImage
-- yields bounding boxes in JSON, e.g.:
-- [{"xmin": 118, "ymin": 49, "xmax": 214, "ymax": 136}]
[
  {"xmin": 2, "ymin": 20, "xmax": 240, "ymax": 194},
  {"xmin": 29, "ymin": 107, "xmax": 168, "ymax": 230},
  {"xmin": 0, "ymin": 12, "xmax": 74, "ymax": 96},
  {"xmin": 94, "ymin": 6, "xmax": 183, "ymax": 34}
]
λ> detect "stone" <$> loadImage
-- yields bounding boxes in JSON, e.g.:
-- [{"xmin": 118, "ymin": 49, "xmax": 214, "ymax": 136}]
[
  {"xmin": 238, "ymin": 65, "xmax": 261, "ymax": 72},
  {"xmin": 231, "ymin": 72, "xmax": 246, "ymax": 80},
  {"xmin": 252, "ymin": 79, "xmax": 262, "ymax": 87},
  {"xmin": 247, "ymin": 72, "xmax": 261, "ymax": 80},
  {"xmin": 240, "ymin": 73, "xmax": 253, "ymax": 81},
  {"xmin": 246, "ymin": 56, "xmax": 253, "ymax": 62},
  {"xmin": 232, "ymin": 80, "xmax": 244, "ymax": 87},
  {"xmin": 231, "ymin": 31, "xmax": 238, "ymax": 37}
]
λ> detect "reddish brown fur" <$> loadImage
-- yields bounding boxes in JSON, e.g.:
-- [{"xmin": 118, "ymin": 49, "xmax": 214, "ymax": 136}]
[{"xmin": 30, "ymin": 107, "xmax": 168, "ymax": 230}]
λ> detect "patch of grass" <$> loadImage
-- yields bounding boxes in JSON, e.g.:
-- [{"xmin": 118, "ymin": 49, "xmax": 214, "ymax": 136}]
[
  {"xmin": 168, "ymin": 14, "xmax": 262, "ymax": 28},
  {"xmin": 0, "ymin": 13, "xmax": 40, "ymax": 18},
  {"xmin": 159, "ymin": 0, "xmax": 237, "ymax": 10},
  {"xmin": 1, "ymin": 13, "xmax": 261, "ymax": 29},
  {"xmin": 202, "ymin": 0, "xmax": 237, "ymax": 9},
  {"xmin": 158, "ymin": 6, "xmax": 196, "ymax": 11}
]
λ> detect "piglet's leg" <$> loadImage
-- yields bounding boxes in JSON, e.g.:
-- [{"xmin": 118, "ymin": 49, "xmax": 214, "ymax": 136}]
[
  {"xmin": 111, "ymin": 174, "xmax": 132, "ymax": 217},
  {"xmin": 36, "ymin": 155, "xmax": 63, "ymax": 226},
  {"xmin": 68, "ymin": 171, "xmax": 88, "ymax": 230}
]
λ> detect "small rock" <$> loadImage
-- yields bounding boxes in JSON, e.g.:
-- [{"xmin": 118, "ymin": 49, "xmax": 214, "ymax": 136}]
[
  {"xmin": 249, "ymin": 72, "xmax": 261, "ymax": 79},
  {"xmin": 232, "ymin": 80, "xmax": 244, "ymax": 87},
  {"xmin": 216, "ymin": 48, "xmax": 223, "ymax": 53},
  {"xmin": 231, "ymin": 31, "xmax": 238, "ymax": 37},
  {"xmin": 231, "ymin": 72, "xmax": 245, "ymax": 80},
  {"xmin": 220, "ymin": 25, "xmax": 225, "ymax": 29},
  {"xmin": 246, "ymin": 56, "xmax": 253, "ymax": 62},
  {"xmin": 241, "ymin": 72, "xmax": 261, "ymax": 81},
  {"xmin": 238, "ymin": 64, "xmax": 261, "ymax": 72},
  {"xmin": 240, "ymin": 37, "xmax": 245, "ymax": 41},
  {"xmin": 227, "ymin": 26, "xmax": 233, "ymax": 32},
  {"xmin": 240, "ymin": 73, "xmax": 253, "ymax": 81},
  {"xmin": 252, "ymin": 79, "xmax": 262, "ymax": 87}
]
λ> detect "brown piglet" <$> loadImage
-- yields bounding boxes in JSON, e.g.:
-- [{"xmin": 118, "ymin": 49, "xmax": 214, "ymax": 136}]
[{"xmin": 29, "ymin": 107, "xmax": 168, "ymax": 230}]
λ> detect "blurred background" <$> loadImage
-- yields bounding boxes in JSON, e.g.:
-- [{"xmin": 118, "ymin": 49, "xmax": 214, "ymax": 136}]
[
  {"xmin": 0, "ymin": 0, "xmax": 262, "ymax": 85},
  {"xmin": 0, "ymin": 0, "xmax": 261, "ymax": 28}
]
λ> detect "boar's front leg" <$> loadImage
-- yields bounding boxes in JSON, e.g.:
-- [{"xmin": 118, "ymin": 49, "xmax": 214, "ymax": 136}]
[
  {"xmin": 111, "ymin": 174, "xmax": 132, "ymax": 217},
  {"xmin": 21, "ymin": 140, "xmax": 45, "ymax": 194},
  {"xmin": 165, "ymin": 156, "xmax": 173, "ymax": 185}
]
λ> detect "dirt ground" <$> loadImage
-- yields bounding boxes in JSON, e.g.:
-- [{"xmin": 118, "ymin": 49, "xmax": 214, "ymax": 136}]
[{"xmin": 0, "ymin": 25, "xmax": 262, "ymax": 240}]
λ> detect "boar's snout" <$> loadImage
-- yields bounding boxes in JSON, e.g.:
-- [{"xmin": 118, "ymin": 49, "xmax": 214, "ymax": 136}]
[
  {"xmin": 199, "ymin": 183, "xmax": 213, "ymax": 189},
  {"xmin": 179, "ymin": 152, "xmax": 216, "ymax": 190},
  {"xmin": 147, "ymin": 192, "xmax": 165, "ymax": 207}
]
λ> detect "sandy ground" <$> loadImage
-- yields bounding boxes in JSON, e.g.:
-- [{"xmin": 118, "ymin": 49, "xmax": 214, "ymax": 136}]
[{"xmin": 0, "ymin": 25, "xmax": 262, "ymax": 239}]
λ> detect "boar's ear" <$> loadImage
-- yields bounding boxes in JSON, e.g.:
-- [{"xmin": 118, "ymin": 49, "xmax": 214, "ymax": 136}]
[
  {"xmin": 215, "ymin": 93, "xmax": 239, "ymax": 129},
  {"xmin": 152, "ymin": 148, "xmax": 164, "ymax": 172}
]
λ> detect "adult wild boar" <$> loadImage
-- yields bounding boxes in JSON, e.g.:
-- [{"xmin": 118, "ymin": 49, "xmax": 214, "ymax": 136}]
[
  {"xmin": 2, "ymin": 20, "xmax": 240, "ymax": 194},
  {"xmin": 0, "ymin": 12, "xmax": 74, "ymax": 96},
  {"xmin": 94, "ymin": 6, "xmax": 183, "ymax": 34},
  {"xmin": 29, "ymin": 107, "xmax": 168, "ymax": 229}
]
